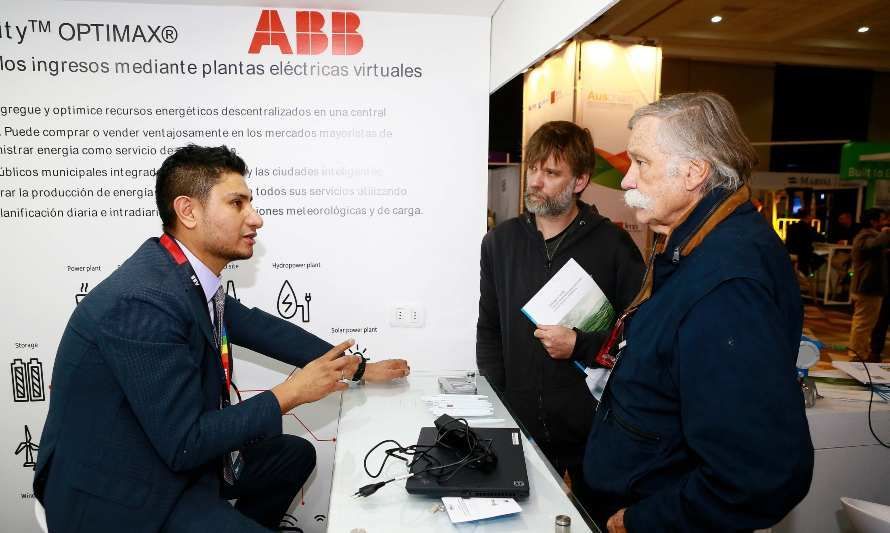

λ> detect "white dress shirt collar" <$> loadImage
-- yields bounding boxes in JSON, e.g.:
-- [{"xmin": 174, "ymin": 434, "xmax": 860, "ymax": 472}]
[{"xmin": 174, "ymin": 238, "xmax": 222, "ymax": 306}]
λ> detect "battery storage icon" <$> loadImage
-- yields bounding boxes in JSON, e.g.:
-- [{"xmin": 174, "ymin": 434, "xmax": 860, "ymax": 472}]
[{"xmin": 11, "ymin": 358, "xmax": 45, "ymax": 402}]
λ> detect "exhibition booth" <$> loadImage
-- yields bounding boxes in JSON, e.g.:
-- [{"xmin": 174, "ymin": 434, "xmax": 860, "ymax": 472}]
[
  {"xmin": 3, "ymin": 1, "xmax": 889, "ymax": 532},
  {"xmin": 1, "ymin": 0, "xmax": 618, "ymax": 531}
]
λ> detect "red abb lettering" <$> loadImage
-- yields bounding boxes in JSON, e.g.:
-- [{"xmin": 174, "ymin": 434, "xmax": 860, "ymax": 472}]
[
  {"xmin": 295, "ymin": 11, "xmax": 327, "ymax": 55},
  {"xmin": 331, "ymin": 12, "xmax": 363, "ymax": 55},
  {"xmin": 248, "ymin": 10, "xmax": 363, "ymax": 55},
  {"xmin": 248, "ymin": 10, "xmax": 292, "ymax": 54}
]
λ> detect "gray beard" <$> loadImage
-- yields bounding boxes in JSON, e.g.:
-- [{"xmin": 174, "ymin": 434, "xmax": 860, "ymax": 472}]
[{"xmin": 525, "ymin": 181, "xmax": 575, "ymax": 217}]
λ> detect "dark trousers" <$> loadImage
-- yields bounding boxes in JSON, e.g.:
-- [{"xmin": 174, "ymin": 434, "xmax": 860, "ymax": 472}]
[
  {"xmin": 537, "ymin": 441, "xmax": 597, "ymax": 522},
  {"xmin": 163, "ymin": 435, "xmax": 316, "ymax": 532},
  {"xmin": 870, "ymin": 295, "xmax": 890, "ymax": 362},
  {"xmin": 223, "ymin": 434, "xmax": 316, "ymax": 529}
]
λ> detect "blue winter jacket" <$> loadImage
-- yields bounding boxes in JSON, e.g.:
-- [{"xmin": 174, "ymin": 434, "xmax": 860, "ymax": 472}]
[{"xmin": 583, "ymin": 187, "xmax": 814, "ymax": 532}]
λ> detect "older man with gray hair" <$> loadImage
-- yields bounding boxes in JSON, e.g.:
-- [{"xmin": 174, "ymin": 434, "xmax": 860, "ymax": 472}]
[{"xmin": 582, "ymin": 92, "xmax": 813, "ymax": 532}]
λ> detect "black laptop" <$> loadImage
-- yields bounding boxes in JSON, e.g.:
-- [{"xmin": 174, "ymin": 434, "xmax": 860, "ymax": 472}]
[{"xmin": 404, "ymin": 426, "xmax": 530, "ymax": 499}]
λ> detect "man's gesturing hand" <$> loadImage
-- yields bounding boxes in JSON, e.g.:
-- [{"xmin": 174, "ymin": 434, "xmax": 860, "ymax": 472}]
[{"xmin": 272, "ymin": 339, "xmax": 357, "ymax": 413}]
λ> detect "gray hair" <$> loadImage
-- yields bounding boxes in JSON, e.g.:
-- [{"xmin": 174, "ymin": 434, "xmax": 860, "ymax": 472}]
[{"xmin": 629, "ymin": 92, "xmax": 758, "ymax": 194}]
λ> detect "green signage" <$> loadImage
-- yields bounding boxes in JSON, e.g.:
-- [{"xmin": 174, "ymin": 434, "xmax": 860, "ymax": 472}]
[{"xmin": 840, "ymin": 142, "xmax": 890, "ymax": 180}]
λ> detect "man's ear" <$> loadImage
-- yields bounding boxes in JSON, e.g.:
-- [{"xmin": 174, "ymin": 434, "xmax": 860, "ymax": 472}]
[
  {"xmin": 684, "ymin": 159, "xmax": 711, "ymax": 192},
  {"xmin": 172, "ymin": 195, "xmax": 199, "ymax": 230},
  {"xmin": 574, "ymin": 173, "xmax": 590, "ymax": 194}
]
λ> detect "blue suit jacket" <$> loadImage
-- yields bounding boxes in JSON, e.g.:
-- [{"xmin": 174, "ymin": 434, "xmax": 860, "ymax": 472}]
[{"xmin": 34, "ymin": 238, "xmax": 333, "ymax": 532}]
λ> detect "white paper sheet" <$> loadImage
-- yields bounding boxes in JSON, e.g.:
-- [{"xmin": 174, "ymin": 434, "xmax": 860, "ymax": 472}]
[
  {"xmin": 442, "ymin": 497, "xmax": 522, "ymax": 523},
  {"xmin": 832, "ymin": 361, "xmax": 890, "ymax": 385}
]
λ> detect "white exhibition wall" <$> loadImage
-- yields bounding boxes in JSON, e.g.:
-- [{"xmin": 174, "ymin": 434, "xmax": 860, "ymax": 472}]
[{"xmin": 0, "ymin": 1, "xmax": 488, "ymax": 530}]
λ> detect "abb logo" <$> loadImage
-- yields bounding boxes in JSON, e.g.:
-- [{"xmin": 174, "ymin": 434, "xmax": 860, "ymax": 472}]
[{"xmin": 248, "ymin": 10, "xmax": 363, "ymax": 55}]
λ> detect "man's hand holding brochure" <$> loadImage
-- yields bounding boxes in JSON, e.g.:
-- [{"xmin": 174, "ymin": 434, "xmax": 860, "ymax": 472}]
[{"xmin": 522, "ymin": 258, "xmax": 615, "ymax": 400}]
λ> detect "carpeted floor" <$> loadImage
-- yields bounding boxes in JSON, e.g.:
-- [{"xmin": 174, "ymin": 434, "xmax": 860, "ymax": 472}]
[{"xmin": 803, "ymin": 303, "xmax": 888, "ymax": 368}]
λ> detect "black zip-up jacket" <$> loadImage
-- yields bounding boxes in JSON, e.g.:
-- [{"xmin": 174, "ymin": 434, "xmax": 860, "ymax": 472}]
[{"xmin": 476, "ymin": 201, "xmax": 644, "ymax": 451}]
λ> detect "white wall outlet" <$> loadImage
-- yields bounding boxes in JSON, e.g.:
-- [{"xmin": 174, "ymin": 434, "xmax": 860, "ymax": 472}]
[{"xmin": 389, "ymin": 304, "xmax": 425, "ymax": 328}]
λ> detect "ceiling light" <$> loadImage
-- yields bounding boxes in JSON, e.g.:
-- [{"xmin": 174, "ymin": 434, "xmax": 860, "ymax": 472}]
[
  {"xmin": 584, "ymin": 40, "xmax": 616, "ymax": 69},
  {"xmin": 858, "ymin": 26, "xmax": 870, "ymax": 33},
  {"xmin": 711, "ymin": 15, "xmax": 723, "ymax": 23}
]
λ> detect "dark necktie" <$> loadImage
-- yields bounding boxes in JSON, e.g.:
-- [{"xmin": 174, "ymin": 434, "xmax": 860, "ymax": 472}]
[
  {"xmin": 213, "ymin": 286, "xmax": 242, "ymax": 485},
  {"xmin": 212, "ymin": 286, "xmax": 225, "ymax": 348}
]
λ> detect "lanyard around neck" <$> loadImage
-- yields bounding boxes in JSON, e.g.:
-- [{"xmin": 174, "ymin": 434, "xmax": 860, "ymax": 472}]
[{"xmin": 159, "ymin": 234, "xmax": 232, "ymax": 395}]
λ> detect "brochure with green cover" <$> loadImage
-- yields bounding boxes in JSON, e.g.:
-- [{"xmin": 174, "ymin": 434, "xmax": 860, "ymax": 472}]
[{"xmin": 521, "ymin": 258, "xmax": 614, "ymax": 332}]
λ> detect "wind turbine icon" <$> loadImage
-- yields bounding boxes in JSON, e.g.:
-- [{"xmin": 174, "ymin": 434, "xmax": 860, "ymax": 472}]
[{"xmin": 15, "ymin": 425, "xmax": 39, "ymax": 470}]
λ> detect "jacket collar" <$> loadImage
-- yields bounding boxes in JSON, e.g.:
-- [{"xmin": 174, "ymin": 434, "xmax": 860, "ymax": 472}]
[
  {"xmin": 656, "ymin": 185, "xmax": 751, "ymax": 259},
  {"xmin": 154, "ymin": 237, "xmax": 216, "ymax": 348},
  {"xmin": 625, "ymin": 185, "xmax": 751, "ymax": 310}
]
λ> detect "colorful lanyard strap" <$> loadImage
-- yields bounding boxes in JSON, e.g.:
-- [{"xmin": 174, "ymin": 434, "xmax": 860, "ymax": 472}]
[
  {"xmin": 220, "ymin": 323, "xmax": 231, "ymax": 393},
  {"xmin": 159, "ymin": 233, "xmax": 232, "ymax": 395}
]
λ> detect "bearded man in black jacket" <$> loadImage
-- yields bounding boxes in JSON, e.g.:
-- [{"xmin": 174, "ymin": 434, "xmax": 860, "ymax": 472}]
[{"xmin": 476, "ymin": 121, "xmax": 644, "ymax": 512}]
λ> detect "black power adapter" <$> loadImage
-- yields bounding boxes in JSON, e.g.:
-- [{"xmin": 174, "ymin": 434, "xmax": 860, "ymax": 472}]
[
  {"xmin": 434, "ymin": 414, "xmax": 498, "ymax": 471},
  {"xmin": 353, "ymin": 414, "xmax": 500, "ymax": 498}
]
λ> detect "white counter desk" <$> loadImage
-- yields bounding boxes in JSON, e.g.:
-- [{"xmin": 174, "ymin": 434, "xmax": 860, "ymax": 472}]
[
  {"xmin": 326, "ymin": 371, "xmax": 598, "ymax": 532},
  {"xmin": 774, "ymin": 395, "xmax": 890, "ymax": 533}
]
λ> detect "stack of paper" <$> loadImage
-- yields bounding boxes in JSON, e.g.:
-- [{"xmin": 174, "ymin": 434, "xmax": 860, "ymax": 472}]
[
  {"xmin": 831, "ymin": 361, "xmax": 890, "ymax": 385},
  {"xmin": 422, "ymin": 394, "xmax": 494, "ymax": 417},
  {"xmin": 826, "ymin": 362, "xmax": 890, "ymax": 402},
  {"xmin": 815, "ymin": 383, "xmax": 878, "ymax": 403}
]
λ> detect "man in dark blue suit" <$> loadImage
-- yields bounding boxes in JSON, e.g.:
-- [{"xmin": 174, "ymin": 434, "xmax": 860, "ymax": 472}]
[{"xmin": 34, "ymin": 145, "xmax": 410, "ymax": 532}]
